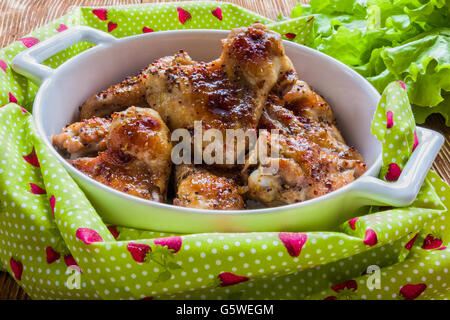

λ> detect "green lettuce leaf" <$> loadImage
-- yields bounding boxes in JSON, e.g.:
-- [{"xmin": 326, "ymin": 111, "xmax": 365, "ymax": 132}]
[
  {"xmin": 365, "ymin": 29, "xmax": 450, "ymax": 106},
  {"xmin": 291, "ymin": 0, "xmax": 450, "ymax": 125},
  {"xmin": 413, "ymin": 93, "xmax": 450, "ymax": 125}
]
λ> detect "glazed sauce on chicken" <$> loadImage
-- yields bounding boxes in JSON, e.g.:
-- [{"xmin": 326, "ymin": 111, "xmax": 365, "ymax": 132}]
[{"xmin": 52, "ymin": 24, "xmax": 366, "ymax": 210}]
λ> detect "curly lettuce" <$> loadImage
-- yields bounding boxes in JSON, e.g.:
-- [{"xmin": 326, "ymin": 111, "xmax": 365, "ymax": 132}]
[{"xmin": 291, "ymin": 0, "xmax": 450, "ymax": 125}]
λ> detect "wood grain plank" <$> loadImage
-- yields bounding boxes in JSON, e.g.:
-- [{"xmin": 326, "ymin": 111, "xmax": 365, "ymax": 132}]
[
  {"xmin": 423, "ymin": 114, "xmax": 450, "ymax": 184},
  {"xmin": 0, "ymin": 271, "xmax": 30, "ymax": 300},
  {"xmin": 0, "ymin": 0, "xmax": 449, "ymax": 300}
]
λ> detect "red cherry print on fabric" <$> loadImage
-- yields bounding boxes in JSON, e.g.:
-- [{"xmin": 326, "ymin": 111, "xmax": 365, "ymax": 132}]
[
  {"xmin": 92, "ymin": 9, "xmax": 108, "ymax": 21},
  {"xmin": 363, "ymin": 229, "xmax": 378, "ymax": 246},
  {"xmin": 421, "ymin": 234, "xmax": 443, "ymax": 250},
  {"xmin": 18, "ymin": 37, "xmax": 39, "ymax": 48},
  {"xmin": 218, "ymin": 272, "xmax": 249, "ymax": 287},
  {"xmin": 348, "ymin": 217, "xmax": 358, "ymax": 230},
  {"xmin": 29, "ymin": 183, "xmax": 46, "ymax": 195},
  {"xmin": 46, "ymin": 247, "xmax": 60, "ymax": 264},
  {"xmin": 57, "ymin": 24, "xmax": 68, "ymax": 32},
  {"xmin": 23, "ymin": 147, "xmax": 40, "ymax": 167},
  {"xmin": 0, "ymin": 59, "xmax": 7, "ymax": 72},
  {"xmin": 399, "ymin": 283, "xmax": 426, "ymax": 300},
  {"xmin": 324, "ymin": 280, "xmax": 358, "ymax": 300},
  {"xmin": 284, "ymin": 33, "xmax": 296, "ymax": 39},
  {"xmin": 177, "ymin": 7, "xmax": 191, "ymax": 24},
  {"xmin": 64, "ymin": 254, "xmax": 78, "ymax": 267},
  {"xmin": 127, "ymin": 243, "xmax": 151, "ymax": 263},
  {"xmin": 153, "ymin": 236, "xmax": 182, "ymax": 253},
  {"xmin": 211, "ymin": 7, "xmax": 222, "ymax": 20},
  {"xmin": 107, "ymin": 22, "xmax": 118, "ymax": 32},
  {"xmin": 385, "ymin": 163, "xmax": 402, "ymax": 182},
  {"xmin": 10, "ymin": 258, "xmax": 23, "ymax": 280},
  {"xmin": 386, "ymin": 110, "xmax": 394, "ymax": 129},
  {"xmin": 75, "ymin": 228, "xmax": 104, "ymax": 244},
  {"xmin": 107, "ymin": 225, "xmax": 120, "ymax": 239},
  {"xmin": 9, "ymin": 92, "xmax": 17, "ymax": 103},
  {"xmin": 404, "ymin": 233, "xmax": 419, "ymax": 251},
  {"xmin": 332, "ymin": 280, "xmax": 357, "ymax": 292},
  {"xmin": 397, "ymin": 81, "xmax": 406, "ymax": 90},
  {"xmin": 49, "ymin": 195, "xmax": 56, "ymax": 215},
  {"xmin": 142, "ymin": 27, "xmax": 154, "ymax": 33},
  {"xmin": 278, "ymin": 232, "xmax": 307, "ymax": 257}
]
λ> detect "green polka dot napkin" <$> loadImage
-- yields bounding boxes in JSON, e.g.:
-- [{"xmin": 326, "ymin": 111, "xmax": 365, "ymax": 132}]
[{"xmin": 0, "ymin": 2, "xmax": 449, "ymax": 300}]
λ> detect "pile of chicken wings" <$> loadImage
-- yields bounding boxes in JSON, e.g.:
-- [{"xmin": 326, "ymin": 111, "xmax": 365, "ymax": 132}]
[{"xmin": 53, "ymin": 24, "xmax": 366, "ymax": 210}]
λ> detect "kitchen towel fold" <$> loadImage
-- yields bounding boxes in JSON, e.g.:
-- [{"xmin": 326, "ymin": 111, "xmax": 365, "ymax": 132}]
[{"xmin": 0, "ymin": 2, "xmax": 449, "ymax": 300}]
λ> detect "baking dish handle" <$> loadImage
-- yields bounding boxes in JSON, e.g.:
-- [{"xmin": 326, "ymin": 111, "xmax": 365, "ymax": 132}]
[
  {"xmin": 12, "ymin": 26, "xmax": 117, "ymax": 84},
  {"xmin": 352, "ymin": 127, "xmax": 444, "ymax": 207}
]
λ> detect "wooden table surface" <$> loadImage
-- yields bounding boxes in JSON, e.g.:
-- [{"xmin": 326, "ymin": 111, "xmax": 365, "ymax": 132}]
[{"xmin": 0, "ymin": 0, "xmax": 449, "ymax": 300}]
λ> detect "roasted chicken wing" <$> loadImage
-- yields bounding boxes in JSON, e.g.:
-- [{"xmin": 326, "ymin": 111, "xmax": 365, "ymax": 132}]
[
  {"xmin": 52, "ymin": 116, "xmax": 111, "ymax": 159},
  {"xmin": 144, "ymin": 24, "xmax": 296, "ymax": 158},
  {"xmin": 79, "ymin": 23, "xmax": 296, "ymax": 133},
  {"xmin": 174, "ymin": 164, "xmax": 245, "ymax": 210},
  {"xmin": 244, "ymin": 85, "xmax": 366, "ymax": 206},
  {"xmin": 79, "ymin": 70, "xmax": 148, "ymax": 120},
  {"xmin": 71, "ymin": 107, "xmax": 172, "ymax": 202},
  {"xmin": 58, "ymin": 25, "xmax": 367, "ymax": 211}
]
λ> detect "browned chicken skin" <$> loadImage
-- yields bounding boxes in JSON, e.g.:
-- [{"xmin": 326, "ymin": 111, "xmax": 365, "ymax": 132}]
[
  {"xmin": 174, "ymin": 165, "xmax": 245, "ymax": 210},
  {"xmin": 52, "ymin": 116, "xmax": 111, "ymax": 158},
  {"xmin": 71, "ymin": 107, "xmax": 172, "ymax": 202},
  {"xmin": 283, "ymin": 80, "xmax": 334, "ymax": 123},
  {"xmin": 57, "ymin": 25, "xmax": 367, "ymax": 210},
  {"xmin": 79, "ymin": 24, "xmax": 296, "ymax": 134},
  {"xmin": 79, "ymin": 71, "xmax": 148, "ymax": 120},
  {"xmin": 71, "ymin": 151, "xmax": 164, "ymax": 201},
  {"xmin": 144, "ymin": 24, "xmax": 296, "ymax": 137}
]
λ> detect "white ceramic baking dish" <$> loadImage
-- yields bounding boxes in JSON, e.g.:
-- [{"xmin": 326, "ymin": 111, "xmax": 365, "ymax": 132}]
[{"xmin": 12, "ymin": 27, "xmax": 444, "ymax": 232}]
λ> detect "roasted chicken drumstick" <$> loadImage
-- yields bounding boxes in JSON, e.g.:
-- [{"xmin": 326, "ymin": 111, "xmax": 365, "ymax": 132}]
[
  {"xmin": 80, "ymin": 24, "xmax": 296, "ymax": 145},
  {"xmin": 243, "ymin": 83, "xmax": 366, "ymax": 206},
  {"xmin": 80, "ymin": 71, "xmax": 148, "ymax": 120},
  {"xmin": 144, "ymin": 24, "xmax": 296, "ymax": 137},
  {"xmin": 57, "ymin": 25, "xmax": 366, "ymax": 211},
  {"xmin": 174, "ymin": 165, "xmax": 245, "ymax": 210},
  {"xmin": 70, "ymin": 107, "xmax": 172, "ymax": 202},
  {"xmin": 147, "ymin": 24, "xmax": 297, "ymax": 208},
  {"xmin": 52, "ymin": 116, "xmax": 111, "ymax": 159}
]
